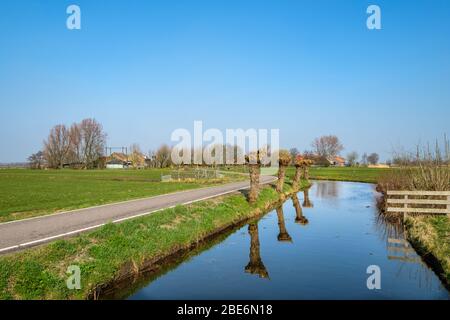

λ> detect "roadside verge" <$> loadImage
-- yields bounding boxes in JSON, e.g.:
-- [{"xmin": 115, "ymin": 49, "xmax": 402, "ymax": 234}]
[{"xmin": 0, "ymin": 181, "xmax": 308, "ymax": 300}]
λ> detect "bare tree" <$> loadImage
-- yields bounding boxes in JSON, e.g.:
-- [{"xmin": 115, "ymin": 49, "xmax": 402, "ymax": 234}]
[
  {"xmin": 129, "ymin": 143, "xmax": 143, "ymax": 169},
  {"xmin": 79, "ymin": 118, "xmax": 107, "ymax": 168},
  {"xmin": 367, "ymin": 153, "xmax": 379, "ymax": 165},
  {"xmin": 361, "ymin": 153, "xmax": 368, "ymax": 166},
  {"xmin": 67, "ymin": 123, "xmax": 82, "ymax": 166},
  {"xmin": 289, "ymin": 148, "xmax": 299, "ymax": 165},
  {"xmin": 28, "ymin": 151, "xmax": 45, "ymax": 169},
  {"xmin": 347, "ymin": 151, "xmax": 359, "ymax": 167},
  {"xmin": 225, "ymin": 144, "xmax": 244, "ymax": 165},
  {"xmin": 44, "ymin": 124, "xmax": 71, "ymax": 168},
  {"xmin": 42, "ymin": 119, "xmax": 107, "ymax": 169},
  {"xmin": 312, "ymin": 135, "xmax": 344, "ymax": 159},
  {"xmin": 246, "ymin": 151, "xmax": 262, "ymax": 204},
  {"xmin": 147, "ymin": 149, "xmax": 156, "ymax": 168},
  {"xmin": 276, "ymin": 150, "xmax": 292, "ymax": 193},
  {"xmin": 155, "ymin": 144, "xmax": 172, "ymax": 168}
]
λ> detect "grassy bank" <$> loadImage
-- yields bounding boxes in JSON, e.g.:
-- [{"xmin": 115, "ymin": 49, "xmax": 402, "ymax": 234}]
[
  {"xmin": 0, "ymin": 181, "xmax": 307, "ymax": 300},
  {"xmin": 375, "ymin": 159, "xmax": 450, "ymax": 288},
  {"xmin": 0, "ymin": 169, "xmax": 243, "ymax": 222},
  {"xmin": 404, "ymin": 215, "xmax": 450, "ymax": 287},
  {"xmin": 287, "ymin": 166, "xmax": 388, "ymax": 183},
  {"xmin": 224, "ymin": 166, "xmax": 389, "ymax": 183}
]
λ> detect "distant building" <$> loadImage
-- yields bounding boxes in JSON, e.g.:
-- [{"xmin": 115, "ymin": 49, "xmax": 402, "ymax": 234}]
[
  {"xmin": 327, "ymin": 156, "xmax": 346, "ymax": 167},
  {"xmin": 105, "ymin": 152, "xmax": 148, "ymax": 169},
  {"xmin": 105, "ymin": 152, "xmax": 130, "ymax": 169},
  {"xmin": 368, "ymin": 164, "xmax": 390, "ymax": 168},
  {"xmin": 106, "ymin": 159, "xmax": 126, "ymax": 169}
]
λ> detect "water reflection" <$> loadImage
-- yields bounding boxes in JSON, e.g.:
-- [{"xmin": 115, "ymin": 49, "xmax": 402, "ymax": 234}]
[
  {"xmin": 315, "ymin": 180, "xmax": 340, "ymax": 199},
  {"xmin": 387, "ymin": 238, "xmax": 421, "ymax": 264},
  {"xmin": 302, "ymin": 188, "xmax": 313, "ymax": 208},
  {"xmin": 292, "ymin": 194, "xmax": 308, "ymax": 225},
  {"xmin": 124, "ymin": 181, "xmax": 448, "ymax": 300},
  {"xmin": 374, "ymin": 202, "xmax": 442, "ymax": 291},
  {"xmin": 276, "ymin": 206, "xmax": 292, "ymax": 242},
  {"xmin": 244, "ymin": 222, "xmax": 269, "ymax": 279},
  {"xmin": 374, "ymin": 204, "xmax": 420, "ymax": 263},
  {"xmin": 374, "ymin": 207, "xmax": 405, "ymax": 241}
]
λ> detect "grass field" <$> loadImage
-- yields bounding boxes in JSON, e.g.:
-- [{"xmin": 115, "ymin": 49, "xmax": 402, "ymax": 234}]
[
  {"xmin": 224, "ymin": 165, "xmax": 389, "ymax": 184},
  {"xmin": 287, "ymin": 166, "xmax": 389, "ymax": 183},
  {"xmin": 0, "ymin": 169, "xmax": 243, "ymax": 223},
  {"xmin": 0, "ymin": 182, "xmax": 306, "ymax": 300}
]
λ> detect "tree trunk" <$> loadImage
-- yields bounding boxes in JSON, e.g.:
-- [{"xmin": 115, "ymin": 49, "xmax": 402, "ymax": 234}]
[
  {"xmin": 245, "ymin": 222, "xmax": 269, "ymax": 278},
  {"xmin": 303, "ymin": 166, "xmax": 309, "ymax": 181},
  {"xmin": 248, "ymin": 164, "xmax": 261, "ymax": 204},
  {"xmin": 292, "ymin": 166, "xmax": 302, "ymax": 190},
  {"xmin": 292, "ymin": 194, "xmax": 308, "ymax": 225},
  {"xmin": 276, "ymin": 165, "xmax": 286, "ymax": 193}
]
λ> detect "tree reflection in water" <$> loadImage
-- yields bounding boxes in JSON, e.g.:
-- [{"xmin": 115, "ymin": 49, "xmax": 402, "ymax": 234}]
[
  {"xmin": 302, "ymin": 188, "xmax": 313, "ymax": 208},
  {"xmin": 245, "ymin": 222, "xmax": 269, "ymax": 279},
  {"xmin": 276, "ymin": 206, "xmax": 292, "ymax": 242},
  {"xmin": 315, "ymin": 181, "xmax": 340, "ymax": 199},
  {"xmin": 292, "ymin": 194, "xmax": 308, "ymax": 225}
]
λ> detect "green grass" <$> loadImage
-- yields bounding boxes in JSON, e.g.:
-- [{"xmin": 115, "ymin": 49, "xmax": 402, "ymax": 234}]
[
  {"xmin": 224, "ymin": 165, "xmax": 389, "ymax": 184},
  {"xmin": 287, "ymin": 166, "xmax": 389, "ymax": 183},
  {"xmin": 0, "ymin": 169, "xmax": 243, "ymax": 222},
  {"xmin": 0, "ymin": 181, "xmax": 306, "ymax": 300},
  {"xmin": 405, "ymin": 215, "xmax": 450, "ymax": 286}
]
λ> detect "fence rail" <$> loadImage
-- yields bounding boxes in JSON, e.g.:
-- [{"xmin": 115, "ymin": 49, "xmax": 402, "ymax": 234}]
[
  {"xmin": 161, "ymin": 169, "xmax": 224, "ymax": 182},
  {"xmin": 386, "ymin": 190, "xmax": 450, "ymax": 216},
  {"xmin": 387, "ymin": 190, "xmax": 450, "ymax": 196}
]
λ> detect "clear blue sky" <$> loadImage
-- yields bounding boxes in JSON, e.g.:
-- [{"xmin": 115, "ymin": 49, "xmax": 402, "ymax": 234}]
[{"xmin": 1, "ymin": 0, "xmax": 449, "ymax": 162}]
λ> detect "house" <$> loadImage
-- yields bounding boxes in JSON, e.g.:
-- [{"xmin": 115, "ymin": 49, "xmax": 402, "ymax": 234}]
[
  {"xmin": 106, "ymin": 159, "xmax": 126, "ymax": 169},
  {"xmin": 105, "ymin": 152, "xmax": 148, "ymax": 169},
  {"xmin": 105, "ymin": 152, "xmax": 131, "ymax": 169},
  {"xmin": 327, "ymin": 156, "xmax": 346, "ymax": 167}
]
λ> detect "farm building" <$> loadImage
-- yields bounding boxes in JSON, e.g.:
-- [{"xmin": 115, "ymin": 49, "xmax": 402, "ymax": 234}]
[
  {"xmin": 105, "ymin": 152, "xmax": 147, "ymax": 169},
  {"xmin": 327, "ymin": 156, "xmax": 346, "ymax": 167},
  {"xmin": 106, "ymin": 159, "xmax": 126, "ymax": 169}
]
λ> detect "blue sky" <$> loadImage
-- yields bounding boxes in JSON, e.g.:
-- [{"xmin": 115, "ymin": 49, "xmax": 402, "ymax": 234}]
[{"xmin": 0, "ymin": 0, "xmax": 449, "ymax": 162}]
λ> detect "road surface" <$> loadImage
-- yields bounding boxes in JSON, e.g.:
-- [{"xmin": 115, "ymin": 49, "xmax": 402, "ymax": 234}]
[{"xmin": 0, "ymin": 176, "xmax": 276, "ymax": 254}]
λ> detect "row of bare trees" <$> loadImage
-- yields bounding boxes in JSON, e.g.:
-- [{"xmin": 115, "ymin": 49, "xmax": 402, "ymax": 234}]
[
  {"xmin": 293, "ymin": 135, "xmax": 382, "ymax": 167},
  {"xmin": 346, "ymin": 152, "xmax": 379, "ymax": 166},
  {"xmin": 246, "ymin": 149, "xmax": 313, "ymax": 205},
  {"xmin": 148, "ymin": 144, "xmax": 248, "ymax": 168},
  {"xmin": 39, "ymin": 118, "xmax": 107, "ymax": 169},
  {"xmin": 289, "ymin": 135, "xmax": 345, "ymax": 166}
]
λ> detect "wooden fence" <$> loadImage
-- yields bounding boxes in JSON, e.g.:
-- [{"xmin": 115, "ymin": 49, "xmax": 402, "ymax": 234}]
[{"xmin": 386, "ymin": 190, "xmax": 450, "ymax": 216}]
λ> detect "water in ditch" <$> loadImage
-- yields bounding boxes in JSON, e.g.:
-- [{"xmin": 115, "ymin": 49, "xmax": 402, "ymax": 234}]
[{"xmin": 118, "ymin": 181, "xmax": 448, "ymax": 300}]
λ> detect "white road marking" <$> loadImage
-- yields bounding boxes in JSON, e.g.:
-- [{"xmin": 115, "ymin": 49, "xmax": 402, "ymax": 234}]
[{"xmin": 0, "ymin": 179, "xmax": 276, "ymax": 254}]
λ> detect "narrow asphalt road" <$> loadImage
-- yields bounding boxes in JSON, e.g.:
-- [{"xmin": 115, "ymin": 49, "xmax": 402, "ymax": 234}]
[{"xmin": 0, "ymin": 176, "xmax": 276, "ymax": 254}]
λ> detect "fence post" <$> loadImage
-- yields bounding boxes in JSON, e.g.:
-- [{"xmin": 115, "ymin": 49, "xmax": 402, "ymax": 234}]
[
  {"xmin": 447, "ymin": 195, "xmax": 450, "ymax": 218},
  {"xmin": 403, "ymin": 194, "xmax": 408, "ymax": 220}
]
